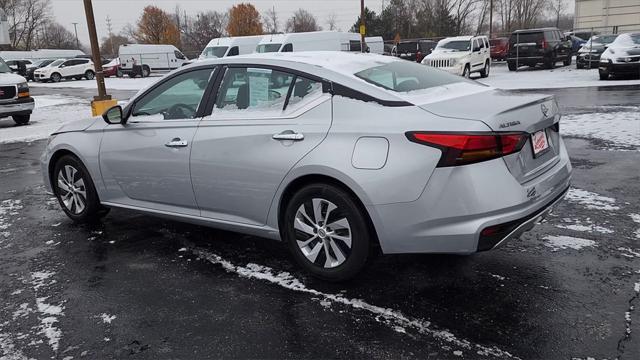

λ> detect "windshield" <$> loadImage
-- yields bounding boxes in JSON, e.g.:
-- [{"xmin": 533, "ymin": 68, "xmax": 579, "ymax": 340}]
[
  {"xmin": 256, "ymin": 43, "xmax": 281, "ymax": 53},
  {"xmin": 586, "ymin": 34, "xmax": 618, "ymax": 46},
  {"xmin": 354, "ymin": 60, "xmax": 463, "ymax": 93},
  {"xmin": 202, "ymin": 46, "xmax": 228, "ymax": 58},
  {"xmin": 48, "ymin": 59, "xmax": 64, "ymax": 67},
  {"xmin": 0, "ymin": 58, "xmax": 11, "ymax": 73},
  {"xmin": 438, "ymin": 40, "xmax": 471, "ymax": 51},
  {"xmin": 611, "ymin": 33, "xmax": 640, "ymax": 47}
]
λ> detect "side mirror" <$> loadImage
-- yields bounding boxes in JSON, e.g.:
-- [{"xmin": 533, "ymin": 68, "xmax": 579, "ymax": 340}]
[{"xmin": 102, "ymin": 105, "xmax": 124, "ymax": 125}]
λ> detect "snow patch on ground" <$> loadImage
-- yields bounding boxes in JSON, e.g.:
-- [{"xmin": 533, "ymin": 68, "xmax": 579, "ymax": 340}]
[
  {"xmin": 0, "ymin": 199, "xmax": 23, "ymax": 242},
  {"xmin": 193, "ymin": 248, "xmax": 517, "ymax": 358},
  {"xmin": 34, "ymin": 95, "xmax": 79, "ymax": 109},
  {"xmin": 543, "ymin": 235, "xmax": 597, "ymax": 251},
  {"xmin": 0, "ymin": 97, "xmax": 90, "ymax": 144},
  {"xmin": 100, "ymin": 313, "xmax": 116, "ymax": 324},
  {"xmin": 30, "ymin": 272, "xmax": 64, "ymax": 353},
  {"xmin": 0, "ymin": 332, "xmax": 33, "ymax": 360},
  {"xmin": 555, "ymin": 217, "xmax": 614, "ymax": 234},
  {"xmin": 561, "ymin": 110, "xmax": 640, "ymax": 149},
  {"xmin": 617, "ymin": 247, "xmax": 640, "ymax": 258},
  {"xmin": 565, "ymin": 188, "xmax": 619, "ymax": 211},
  {"xmin": 630, "ymin": 214, "xmax": 640, "ymax": 239},
  {"xmin": 480, "ymin": 64, "xmax": 640, "ymax": 90}
]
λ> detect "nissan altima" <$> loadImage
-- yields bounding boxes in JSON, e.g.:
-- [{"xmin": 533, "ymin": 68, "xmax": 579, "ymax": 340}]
[{"xmin": 42, "ymin": 52, "xmax": 572, "ymax": 281}]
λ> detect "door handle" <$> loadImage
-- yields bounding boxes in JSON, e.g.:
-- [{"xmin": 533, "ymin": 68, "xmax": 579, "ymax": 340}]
[
  {"xmin": 165, "ymin": 138, "xmax": 188, "ymax": 148},
  {"xmin": 272, "ymin": 131, "xmax": 304, "ymax": 141}
]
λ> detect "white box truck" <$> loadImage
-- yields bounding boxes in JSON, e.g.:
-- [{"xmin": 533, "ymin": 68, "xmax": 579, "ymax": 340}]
[
  {"xmin": 199, "ymin": 36, "xmax": 264, "ymax": 59},
  {"xmin": 255, "ymin": 31, "xmax": 362, "ymax": 53},
  {"xmin": 118, "ymin": 44, "xmax": 188, "ymax": 77}
]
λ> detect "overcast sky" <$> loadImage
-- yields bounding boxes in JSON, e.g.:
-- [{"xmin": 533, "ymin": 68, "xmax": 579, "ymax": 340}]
[{"xmin": 50, "ymin": 0, "xmax": 386, "ymax": 45}]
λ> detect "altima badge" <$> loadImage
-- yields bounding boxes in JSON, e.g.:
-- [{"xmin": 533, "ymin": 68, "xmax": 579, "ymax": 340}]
[{"xmin": 541, "ymin": 104, "xmax": 549, "ymax": 117}]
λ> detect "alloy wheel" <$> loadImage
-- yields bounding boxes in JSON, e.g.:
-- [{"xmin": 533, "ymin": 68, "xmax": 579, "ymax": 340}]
[
  {"xmin": 294, "ymin": 198, "xmax": 352, "ymax": 268},
  {"xmin": 57, "ymin": 165, "xmax": 87, "ymax": 214}
]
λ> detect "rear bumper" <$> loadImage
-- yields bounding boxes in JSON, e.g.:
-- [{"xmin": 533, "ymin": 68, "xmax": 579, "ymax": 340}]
[
  {"xmin": 0, "ymin": 97, "xmax": 34, "ymax": 117},
  {"xmin": 368, "ymin": 136, "xmax": 572, "ymax": 254}
]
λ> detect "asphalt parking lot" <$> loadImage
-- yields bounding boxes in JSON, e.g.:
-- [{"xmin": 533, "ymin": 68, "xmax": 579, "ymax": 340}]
[{"xmin": 1, "ymin": 82, "xmax": 639, "ymax": 359}]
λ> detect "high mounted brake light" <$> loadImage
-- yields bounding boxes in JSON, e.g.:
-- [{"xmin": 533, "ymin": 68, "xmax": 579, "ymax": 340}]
[{"xmin": 406, "ymin": 132, "xmax": 528, "ymax": 167}]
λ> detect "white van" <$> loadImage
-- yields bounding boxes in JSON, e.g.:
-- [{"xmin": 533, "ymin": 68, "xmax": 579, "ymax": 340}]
[
  {"xmin": 118, "ymin": 44, "xmax": 188, "ymax": 77},
  {"xmin": 364, "ymin": 36, "xmax": 384, "ymax": 54},
  {"xmin": 199, "ymin": 36, "xmax": 264, "ymax": 59},
  {"xmin": 256, "ymin": 31, "xmax": 362, "ymax": 53}
]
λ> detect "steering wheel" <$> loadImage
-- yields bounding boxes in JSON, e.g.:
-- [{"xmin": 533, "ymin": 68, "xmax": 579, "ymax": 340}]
[
  {"xmin": 268, "ymin": 90, "xmax": 281, "ymax": 101},
  {"xmin": 163, "ymin": 103, "xmax": 195, "ymax": 120}
]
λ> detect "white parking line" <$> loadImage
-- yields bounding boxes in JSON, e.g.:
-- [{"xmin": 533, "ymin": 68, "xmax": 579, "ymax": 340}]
[{"xmin": 194, "ymin": 248, "xmax": 519, "ymax": 359}]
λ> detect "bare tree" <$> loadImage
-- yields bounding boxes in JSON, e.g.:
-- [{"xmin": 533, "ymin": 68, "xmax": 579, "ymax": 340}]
[
  {"xmin": 0, "ymin": 0, "xmax": 51, "ymax": 50},
  {"xmin": 326, "ymin": 12, "xmax": 338, "ymax": 31},
  {"xmin": 264, "ymin": 7, "xmax": 279, "ymax": 34},
  {"xmin": 285, "ymin": 8, "xmax": 321, "ymax": 33},
  {"xmin": 547, "ymin": 0, "xmax": 566, "ymax": 28},
  {"xmin": 37, "ymin": 20, "xmax": 77, "ymax": 49},
  {"xmin": 182, "ymin": 11, "xmax": 227, "ymax": 53}
]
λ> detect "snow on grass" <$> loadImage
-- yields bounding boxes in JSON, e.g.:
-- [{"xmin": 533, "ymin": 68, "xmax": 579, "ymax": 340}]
[
  {"xmin": 479, "ymin": 64, "xmax": 640, "ymax": 90},
  {"xmin": 555, "ymin": 218, "xmax": 614, "ymax": 234},
  {"xmin": 565, "ymin": 188, "xmax": 619, "ymax": 211},
  {"xmin": 30, "ymin": 75, "xmax": 161, "ymax": 91},
  {"xmin": 193, "ymin": 248, "xmax": 518, "ymax": 359},
  {"xmin": 543, "ymin": 235, "xmax": 597, "ymax": 251},
  {"xmin": 0, "ymin": 96, "xmax": 91, "ymax": 144},
  {"xmin": 560, "ymin": 110, "xmax": 640, "ymax": 149}
]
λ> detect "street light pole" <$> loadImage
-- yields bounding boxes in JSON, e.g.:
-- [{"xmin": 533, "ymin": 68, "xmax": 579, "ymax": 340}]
[
  {"xmin": 71, "ymin": 22, "xmax": 79, "ymax": 49},
  {"xmin": 82, "ymin": 0, "xmax": 116, "ymax": 116},
  {"xmin": 489, "ymin": 0, "xmax": 493, "ymax": 39}
]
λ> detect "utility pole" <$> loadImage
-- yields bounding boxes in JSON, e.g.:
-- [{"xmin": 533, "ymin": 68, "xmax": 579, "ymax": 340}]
[
  {"xmin": 106, "ymin": 15, "xmax": 113, "ymax": 56},
  {"xmin": 359, "ymin": 0, "xmax": 366, "ymax": 52},
  {"xmin": 71, "ymin": 22, "xmax": 79, "ymax": 49},
  {"xmin": 489, "ymin": 0, "xmax": 493, "ymax": 39},
  {"xmin": 83, "ymin": 0, "xmax": 116, "ymax": 116}
]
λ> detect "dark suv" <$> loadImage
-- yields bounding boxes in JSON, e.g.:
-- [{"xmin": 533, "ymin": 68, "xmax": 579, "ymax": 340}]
[
  {"xmin": 507, "ymin": 28, "xmax": 573, "ymax": 71},
  {"xmin": 392, "ymin": 40, "xmax": 437, "ymax": 63}
]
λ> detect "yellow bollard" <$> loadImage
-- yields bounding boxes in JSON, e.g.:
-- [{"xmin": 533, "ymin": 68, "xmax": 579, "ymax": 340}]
[{"xmin": 91, "ymin": 99, "xmax": 118, "ymax": 117}]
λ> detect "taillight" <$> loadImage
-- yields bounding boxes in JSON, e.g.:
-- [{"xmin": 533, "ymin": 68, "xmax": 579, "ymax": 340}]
[
  {"xmin": 406, "ymin": 132, "xmax": 528, "ymax": 167},
  {"xmin": 416, "ymin": 51, "xmax": 423, "ymax": 62},
  {"xmin": 538, "ymin": 40, "xmax": 548, "ymax": 49}
]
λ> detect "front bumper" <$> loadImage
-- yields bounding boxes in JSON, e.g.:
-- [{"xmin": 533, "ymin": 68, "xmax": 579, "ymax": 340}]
[
  {"xmin": 368, "ymin": 136, "xmax": 572, "ymax": 254},
  {"xmin": 425, "ymin": 63, "xmax": 464, "ymax": 76},
  {"xmin": 600, "ymin": 61, "xmax": 640, "ymax": 74},
  {"xmin": 0, "ymin": 97, "xmax": 35, "ymax": 117},
  {"xmin": 577, "ymin": 53, "xmax": 602, "ymax": 65},
  {"xmin": 33, "ymin": 73, "xmax": 51, "ymax": 81}
]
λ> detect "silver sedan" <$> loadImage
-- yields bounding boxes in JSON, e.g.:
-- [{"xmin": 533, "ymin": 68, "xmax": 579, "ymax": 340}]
[{"xmin": 42, "ymin": 52, "xmax": 572, "ymax": 281}]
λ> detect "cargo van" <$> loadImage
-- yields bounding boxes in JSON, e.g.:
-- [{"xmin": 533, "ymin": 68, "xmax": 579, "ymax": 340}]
[
  {"xmin": 199, "ymin": 36, "xmax": 264, "ymax": 59},
  {"xmin": 255, "ymin": 31, "xmax": 362, "ymax": 53},
  {"xmin": 365, "ymin": 36, "xmax": 384, "ymax": 54},
  {"xmin": 118, "ymin": 44, "xmax": 188, "ymax": 77}
]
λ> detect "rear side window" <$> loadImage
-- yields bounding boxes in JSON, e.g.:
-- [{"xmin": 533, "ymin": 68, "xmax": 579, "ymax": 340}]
[
  {"xmin": 215, "ymin": 67, "xmax": 294, "ymax": 111},
  {"xmin": 227, "ymin": 47, "xmax": 239, "ymax": 56},
  {"xmin": 355, "ymin": 60, "xmax": 463, "ymax": 93},
  {"xmin": 281, "ymin": 43, "xmax": 293, "ymax": 52},
  {"xmin": 509, "ymin": 32, "xmax": 543, "ymax": 45}
]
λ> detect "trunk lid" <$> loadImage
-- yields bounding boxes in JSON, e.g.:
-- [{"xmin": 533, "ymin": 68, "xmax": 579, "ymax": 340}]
[{"xmin": 415, "ymin": 86, "xmax": 561, "ymax": 184}]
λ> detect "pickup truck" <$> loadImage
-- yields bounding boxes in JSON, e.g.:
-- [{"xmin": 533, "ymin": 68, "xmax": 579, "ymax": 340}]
[{"xmin": 0, "ymin": 57, "xmax": 34, "ymax": 125}]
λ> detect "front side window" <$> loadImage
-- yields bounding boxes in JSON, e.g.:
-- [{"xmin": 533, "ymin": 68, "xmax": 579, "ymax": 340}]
[
  {"xmin": 282, "ymin": 43, "xmax": 293, "ymax": 52},
  {"xmin": 174, "ymin": 50, "xmax": 186, "ymax": 60},
  {"xmin": 132, "ymin": 68, "xmax": 214, "ymax": 120},
  {"xmin": 355, "ymin": 60, "xmax": 463, "ymax": 93},
  {"xmin": 256, "ymin": 43, "xmax": 282, "ymax": 53},
  {"xmin": 0, "ymin": 58, "xmax": 11, "ymax": 73},
  {"xmin": 215, "ymin": 67, "xmax": 294, "ymax": 112},
  {"xmin": 227, "ymin": 46, "xmax": 239, "ymax": 56}
]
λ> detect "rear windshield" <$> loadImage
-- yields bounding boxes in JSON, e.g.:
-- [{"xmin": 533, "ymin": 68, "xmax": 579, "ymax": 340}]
[
  {"xmin": 396, "ymin": 42, "xmax": 417, "ymax": 53},
  {"xmin": 203, "ymin": 46, "xmax": 228, "ymax": 58},
  {"xmin": 438, "ymin": 40, "xmax": 471, "ymax": 51},
  {"xmin": 509, "ymin": 32, "xmax": 543, "ymax": 44},
  {"xmin": 354, "ymin": 60, "xmax": 463, "ymax": 93},
  {"xmin": 256, "ymin": 43, "xmax": 281, "ymax": 53}
]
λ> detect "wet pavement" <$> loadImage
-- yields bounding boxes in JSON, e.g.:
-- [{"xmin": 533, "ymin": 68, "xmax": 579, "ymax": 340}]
[{"xmin": 1, "ymin": 86, "xmax": 639, "ymax": 359}]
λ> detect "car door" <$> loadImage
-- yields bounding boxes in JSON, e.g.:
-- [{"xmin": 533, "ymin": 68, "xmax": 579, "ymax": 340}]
[
  {"xmin": 471, "ymin": 39, "xmax": 483, "ymax": 70},
  {"xmin": 190, "ymin": 65, "xmax": 332, "ymax": 225},
  {"xmin": 58, "ymin": 60, "xmax": 75, "ymax": 77},
  {"xmin": 99, "ymin": 67, "xmax": 216, "ymax": 215}
]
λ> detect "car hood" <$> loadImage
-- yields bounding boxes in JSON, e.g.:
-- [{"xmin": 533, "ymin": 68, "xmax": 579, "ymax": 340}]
[
  {"xmin": 426, "ymin": 49, "xmax": 469, "ymax": 59},
  {"xmin": 411, "ymin": 83, "xmax": 557, "ymax": 132},
  {"xmin": 52, "ymin": 117, "xmax": 100, "ymax": 135},
  {"xmin": 0, "ymin": 72, "xmax": 27, "ymax": 85}
]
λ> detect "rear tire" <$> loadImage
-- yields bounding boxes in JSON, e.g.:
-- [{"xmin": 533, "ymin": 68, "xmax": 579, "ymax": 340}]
[
  {"xmin": 576, "ymin": 62, "xmax": 584, "ymax": 69},
  {"xmin": 283, "ymin": 183, "xmax": 371, "ymax": 281},
  {"xmin": 480, "ymin": 60, "xmax": 490, "ymax": 78},
  {"xmin": 142, "ymin": 66, "xmax": 150, "ymax": 77},
  {"xmin": 53, "ymin": 155, "xmax": 107, "ymax": 223},
  {"xmin": 544, "ymin": 55, "xmax": 556, "ymax": 69},
  {"xmin": 84, "ymin": 70, "xmax": 95, "ymax": 80},
  {"xmin": 116, "ymin": 68, "xmax": 123, "ymax": 77},
  {"xmin": 12, "ymin": 114, "xmax": 30, "ymax": 125},
  {"xmin": 507, "ymin": 61, "xmax": 517, "ymax": 71}
]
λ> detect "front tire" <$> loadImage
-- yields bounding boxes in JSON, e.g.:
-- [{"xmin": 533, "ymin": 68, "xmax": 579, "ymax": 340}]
[
  {"xmin": 563, "ymin": 55, "xmax": 572, "ymax": 66},
  {"xmin": 507, "ymin": 61, "xmax": 517, "ymax": 71},
  {"xmin": 53, "ymin": 155, "xmax": 107, "ymax": 223},
  {"xmin": 142, "ymin": 66, "xmax": 150, "ymax": 77},
  {"xmin": 599, "ymin": 69, "xmax": 610, "ymax": 80},
  {"xmin": 84, "ymin": 70, "xmax": 95, "ymax": 80},
  {"xmin": 283, "ymin": 183, "xmax": 371, "ymax": 281},
  {"xmin": 50, "ymin": 72, "xmax": 61, "ymax": 82},
  {"xmin": 12, "ymin": 114, "xmax": 30, "ymax": 125},
  {"xmin": 462, "ymin": 64, "xmax": 470, "ymax": 78}
]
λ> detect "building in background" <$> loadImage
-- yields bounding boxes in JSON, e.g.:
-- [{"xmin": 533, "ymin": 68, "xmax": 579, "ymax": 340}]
[
  {"xmin": 0, "ymin": 10, "xmax": 10, "ymax": 46},
  {"xmin": 574, "ymin": 0, "xmax": 640, "ymax": 33}
]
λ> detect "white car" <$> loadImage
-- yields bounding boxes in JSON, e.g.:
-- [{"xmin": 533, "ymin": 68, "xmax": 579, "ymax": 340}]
[
  {"xmin": 598, "ymin": 32, "xmax": 640, "ymax": 80},
  {"xmin": 422, "ymin": 36, "xmax": 491, "ymax": 78},
  {"xmin": 33, "ymin": 58, "xmax": 95, "ymax": 82}
]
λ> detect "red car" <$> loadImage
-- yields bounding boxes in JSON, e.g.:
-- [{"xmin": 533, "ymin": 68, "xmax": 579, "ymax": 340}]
[
  {"xmin": 102, "ymin": 58, "xmax": 122, "ymax": 78},
  {"xmin": 490, "ymin": 38, "xmax": 509, "ymax": 61}
]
